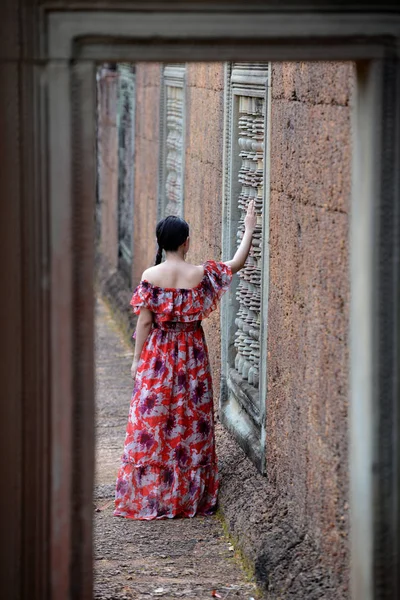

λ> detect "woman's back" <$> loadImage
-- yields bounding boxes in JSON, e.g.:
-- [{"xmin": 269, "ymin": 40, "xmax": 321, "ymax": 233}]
[{"xmin": 142, "ymin": 261, "xmax": 205, "ymax": 290}]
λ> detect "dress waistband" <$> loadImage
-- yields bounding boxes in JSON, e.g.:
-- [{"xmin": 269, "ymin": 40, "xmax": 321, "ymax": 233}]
[{"xmin": 153, "ymin": 320, "xmax": 202, "ymax": 332}]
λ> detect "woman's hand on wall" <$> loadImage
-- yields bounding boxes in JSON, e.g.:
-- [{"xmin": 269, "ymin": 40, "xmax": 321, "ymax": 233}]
[
  {"xmin": 244, "ymin": 199, "xmax": 257, "ymax": 233},
  {"xmin": 224, "ymin": 200, "xmax": 256, "ymax": 274}
]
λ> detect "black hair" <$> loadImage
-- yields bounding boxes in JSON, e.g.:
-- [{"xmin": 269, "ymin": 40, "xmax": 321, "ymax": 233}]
[{"xmin": 154, "ymin": 215, "xmax": 189, "ymax": 265}]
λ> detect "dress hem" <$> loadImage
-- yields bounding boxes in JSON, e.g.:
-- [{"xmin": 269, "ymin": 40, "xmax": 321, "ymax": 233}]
[{"xmin": 113, "ymin": 507, "xmax": 217, "ymax": 521}]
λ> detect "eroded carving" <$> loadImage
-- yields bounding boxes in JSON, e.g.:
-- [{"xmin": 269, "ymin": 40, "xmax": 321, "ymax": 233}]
[
  {"xmin": 234, "ymin": 95, "xmax": 265, "ymax": 389},
  {"xmin": 159, "ymin": 64, "xmax": 186, "ymax": 218},
  {"xmin": 165, "ymin": 85, "xmax": 184, "ymax": 216}
]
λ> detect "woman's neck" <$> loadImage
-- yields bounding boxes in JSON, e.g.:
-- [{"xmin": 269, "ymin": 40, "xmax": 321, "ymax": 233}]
[{"xmin": 164, "ymin": 249, "xmax": 185, "ymax": 262}]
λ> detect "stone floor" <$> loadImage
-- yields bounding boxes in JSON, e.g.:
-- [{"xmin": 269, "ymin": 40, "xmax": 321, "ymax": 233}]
[{"xmin": 94, "ymin": 298, "xmax": 259, "ymax": 600}]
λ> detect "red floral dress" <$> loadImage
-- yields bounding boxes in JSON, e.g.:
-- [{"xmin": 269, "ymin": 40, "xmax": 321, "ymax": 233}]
[{"xmin": 114, "ymin": 260, "xmax": 232, "ymax": 520}]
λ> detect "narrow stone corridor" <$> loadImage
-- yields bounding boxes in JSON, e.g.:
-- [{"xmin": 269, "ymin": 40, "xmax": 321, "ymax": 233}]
[{"xmin": 94, "ymin": 298, "xmax": 259, "ymax": 600}]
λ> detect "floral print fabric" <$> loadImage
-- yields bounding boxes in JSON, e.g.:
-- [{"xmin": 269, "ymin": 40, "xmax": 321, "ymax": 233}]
[{"xmin": 114, "ymin": 260, "xmax": 232, "ymax": 520}]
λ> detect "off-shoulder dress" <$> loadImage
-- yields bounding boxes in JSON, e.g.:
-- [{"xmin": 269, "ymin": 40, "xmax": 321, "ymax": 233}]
[{"xmin": 114, "ymin": 260, "xmax": 232, "ymax": 520}]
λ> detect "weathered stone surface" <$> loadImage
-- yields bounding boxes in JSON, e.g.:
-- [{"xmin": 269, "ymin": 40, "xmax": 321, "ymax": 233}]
[
  {"xmin": 186, "ymin": 62, "xmax": 225, "ymax": 92},
  {"xmin": 132, "ymin": 63, "xmax": 162, "ymax": 283},
  {"xmin": 117, "ymin": 64, "xmax": 136, "ymax": 281},
  {"xmin": 272, "ymin": 61, "xmax": 354, "ymax": 107},
  {"xmin": 97, "ymin": 67, "xmax": 119, "ymax": 270},
  {"xmin": 217, "ymin": 426, "xmax": 345, "ymax": 599},
  {"xmin": 263, "ymin": 61, "xmax": 352, "ymax": 598},
  {"xmin": 184, "ymin": 62, "xmax": 225, "ymax": 404},
  {"xmin": 161, "ymin": 65, "xmax": 186, "ymax": 217},
  {"xmin": 270, "ymin": 100, "xmax": 351, "ymax": 213},
  {"xmin": 233, "ymin": 92, "xmax": 266, "ymax": 391}
]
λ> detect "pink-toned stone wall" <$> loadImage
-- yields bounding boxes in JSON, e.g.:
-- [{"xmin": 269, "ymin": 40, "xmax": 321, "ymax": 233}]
[
  {"xmin": 183, "ymin": 63, "xmax": 225, "ymax": 402},
  {"xmin": 102, "ymin": 60, "xmax": 353, "ymax": 597},
  {"xmin": 97, "ymin": 69, "xmax": 119, "ymax": 271},
  {"xmin": 132, "ymin": 63, "xmax": 162, "ymax": 284},
  {"xmin": 266, "ymin": 62, "xmax": 353, "ymax": 595}
]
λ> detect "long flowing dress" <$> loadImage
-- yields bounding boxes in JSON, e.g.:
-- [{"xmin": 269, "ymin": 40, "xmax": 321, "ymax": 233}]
[{"xmin": 114, "ymin": 260, "xmax": 232, "ymax": 520}]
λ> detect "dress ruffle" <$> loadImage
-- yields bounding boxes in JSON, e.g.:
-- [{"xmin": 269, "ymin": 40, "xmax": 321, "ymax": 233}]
[
  {"xmin": 114, "ymin": 458, "xmax": 219, "ymax": 520},
  {"xmin": 130, "ymin": 260, "xmax": 232, "ymax": 322}
]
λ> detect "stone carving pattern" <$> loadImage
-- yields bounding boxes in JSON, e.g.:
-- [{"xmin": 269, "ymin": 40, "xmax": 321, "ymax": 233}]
[
  {"xmin": 117, "ymin": 65, "xmax": 135, "ymax": 269},
  {"xmin": 164, "ymin": 85, "xmax": 184, "ymax": 216},
  {"xmin": 234, "ymin": 95, "xmax": 265, "ymax": 389}
]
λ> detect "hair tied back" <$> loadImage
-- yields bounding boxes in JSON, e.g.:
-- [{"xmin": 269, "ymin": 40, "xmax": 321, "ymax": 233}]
[{"xmin": 155, "ymin": 244, "xmax": 163, "ymax": 265}]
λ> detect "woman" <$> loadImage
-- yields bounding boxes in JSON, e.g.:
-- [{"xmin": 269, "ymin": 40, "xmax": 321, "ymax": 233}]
[{"xmin": 114, "ymin": 200, "xmax": 257, "ymax": 520}]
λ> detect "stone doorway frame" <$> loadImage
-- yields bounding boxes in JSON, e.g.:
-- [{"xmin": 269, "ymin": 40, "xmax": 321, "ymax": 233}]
[{"xmin": 40, "ymin": 6, "xmax": 400, "ymax": 600}]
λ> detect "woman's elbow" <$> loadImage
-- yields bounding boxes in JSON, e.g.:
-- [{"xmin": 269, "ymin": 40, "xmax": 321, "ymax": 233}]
[
  {"xmin": 140, "ymin": 316, "xmax": 153, "ymax": 328},
  {"xmin": 229, "ymin": 259, "xmax": 243, "ymax": 275},
  {"xmin": 138, "ymin": 309, "xmax": 154, "ymax": 328}
]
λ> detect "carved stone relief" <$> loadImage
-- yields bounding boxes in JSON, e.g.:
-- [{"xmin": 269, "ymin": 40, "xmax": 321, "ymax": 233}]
[
  {"xmin": 158, "ymin": 64, "xmax": 186, "ymax": 218},
  {"xmin": 234, "ymin": 94, "xmax": 265, "ymax": 390},
  {"xmin": 117, "ymin": 63, "xmax": 136, "ymax": 282},
  {"xmin": 220, "ymin": 62, "xmax": 270, "ymax": 472}
]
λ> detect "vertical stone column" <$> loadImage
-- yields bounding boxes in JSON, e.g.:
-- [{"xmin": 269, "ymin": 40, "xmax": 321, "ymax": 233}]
[
  {"xmin": 97, "ymin": 66, "xmax": 119, "ymax": 271},
  {"xmin": 117, "ymin": 64, "xmax": 136, "ymax": 283},
  {"xmin": 159, "ymin": 64, "xmax": 186, "ymax": 218},
  {"xmin": 220, "ymin": 62, "xmax": 270, "ymax": 472},
  {"xmin": 132, "ymin": 63, "xmax": 162, "ymax": 283},
  {"xmin": 266, "ymin": 61, "xmax": 353, "ymax": 597}
]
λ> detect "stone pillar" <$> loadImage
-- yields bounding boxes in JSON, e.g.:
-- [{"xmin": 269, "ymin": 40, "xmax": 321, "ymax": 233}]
[
  {"xmin": 97, "ymin": 66, "xmax": 119, "ymax": 271},
  {"xmin": 220, "ymin": 62, "xmax": 270, "ymax": 473},
  {"xmin": 158, "ymin": 64, "xmax": 186, "ymax": 219},
  {"xmin": 117, "ymin": 64, "xmax": 136, "ymax": 283},
  {"xmin": 132, "ymin": 63, "xmax": 162, "ymax": 283}
]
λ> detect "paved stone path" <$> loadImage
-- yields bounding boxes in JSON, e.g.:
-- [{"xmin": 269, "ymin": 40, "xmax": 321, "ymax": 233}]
[{"xmin": 94, "ymin": 298, "xmax": 259, "ymax": 600}]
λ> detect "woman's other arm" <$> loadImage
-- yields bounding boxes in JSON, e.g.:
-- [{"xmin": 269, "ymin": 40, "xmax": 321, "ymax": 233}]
[
  {"xmin": 131, "ymin": 307, "xmax": 153, "ymax": 379},
  {"xmin": 224, "ymin": 199, "xmax": 257, "ymax": 274}
]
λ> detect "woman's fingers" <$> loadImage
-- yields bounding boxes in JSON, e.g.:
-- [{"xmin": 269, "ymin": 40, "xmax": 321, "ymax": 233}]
[
  {"xmin": 244, "ymin": 199, "xmax": 257, "ymax": 233},
  {"xmin": 248, "ymin": 199, "xmax": 255, "ymax": 214}
]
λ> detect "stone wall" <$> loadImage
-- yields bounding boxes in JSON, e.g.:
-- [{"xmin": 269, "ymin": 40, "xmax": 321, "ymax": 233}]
[
  {"xmin": 184, "ymin": 62, "xmax": 225, "ymax": 403},
  {"xmin": 96, "ymin": 65, "xmax": 136, "ymax": 340},
  {"xmin": 267, "ymin": 61, "xmax": 352, "ymax": 595},
  {"xmin": 132, "ymin": 63, "xmax": 162, "ymax": 283},
  {"xmin": 218, "ymin": 62, "xmax": 352, "ymax": 600},
  {"xmin": 96, "ymin": 63, "xmax": 162, "ymax": 337},
  {"xmin": 117, "ymin": 64, "xmax": 136, "ymax": 283},
  {"xmin": 97, "ymin": 67, "xmax": 119, "ymax": 271}
]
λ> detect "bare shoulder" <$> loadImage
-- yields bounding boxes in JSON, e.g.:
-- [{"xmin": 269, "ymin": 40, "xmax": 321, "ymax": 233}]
[
  {"xmin": 185, "ymin": 263, "xmax": 205, "ymax": 286},
  {"xmin": 141, "ymin": 265, "xmax": 161, "ymax": 282},
  {"xmin": 142, "ymin": 262, "xmax": 205, "ymax": 288},
  {"xmin": 191, "ymin": 263, "xmax": 205, "ymax": 275}
]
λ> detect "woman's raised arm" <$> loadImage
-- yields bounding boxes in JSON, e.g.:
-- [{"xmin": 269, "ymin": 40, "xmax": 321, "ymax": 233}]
[{"xmin": 224, "ymin": 199, "xmax": 257, "ymax": 274}]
